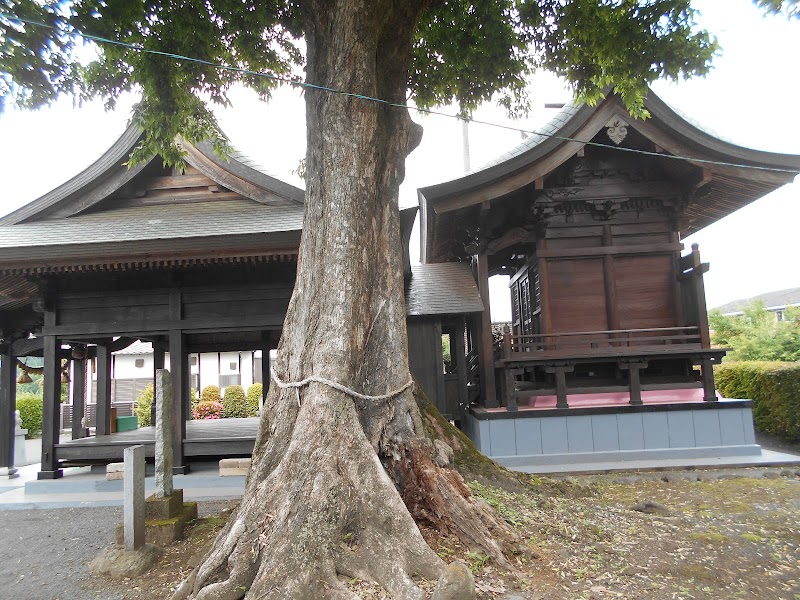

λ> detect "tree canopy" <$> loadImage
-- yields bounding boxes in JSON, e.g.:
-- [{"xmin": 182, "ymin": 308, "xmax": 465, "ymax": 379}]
[
  {"xmin": 0, "ymin": 2, "xmax": 788, "ymax": 599},
  {"xmin": 711, "ymin": 302, "xmax": 800, "ymax": 362},
  {"xmin": 2, "ymin": 0, "xmax": 721, "ymax": 165}
]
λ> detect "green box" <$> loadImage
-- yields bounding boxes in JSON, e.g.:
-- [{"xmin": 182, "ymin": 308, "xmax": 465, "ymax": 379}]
[{"xmin": 116, "ymin": 415, "xmax": 139, "ymax": 432}]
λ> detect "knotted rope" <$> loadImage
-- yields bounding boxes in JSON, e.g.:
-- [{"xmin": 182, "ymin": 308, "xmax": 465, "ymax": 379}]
[{"xmin": 271, "ymin": 367, "xmax": 413, "ymax": 406}]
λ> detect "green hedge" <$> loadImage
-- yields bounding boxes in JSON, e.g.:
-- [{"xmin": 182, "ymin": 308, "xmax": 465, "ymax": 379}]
[
  {"xmin": 246, "ymin": 383, "xmax": 262, "ymax": 416},
  {"xmin": 17, "ymin": 393, "xmax": 43, "ymax": 438},
  {"xmin": 716, "ymin": 362, "xmax": 800, "ymax": 441},
  {"xmin": 222, "ymin": 385, "xmax": 247, "ymax": 418}
]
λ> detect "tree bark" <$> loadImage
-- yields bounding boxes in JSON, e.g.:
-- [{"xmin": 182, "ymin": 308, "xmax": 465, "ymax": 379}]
[{"xmin": 173, "ymin": 2, "xmax": 514, "ymax": 598}]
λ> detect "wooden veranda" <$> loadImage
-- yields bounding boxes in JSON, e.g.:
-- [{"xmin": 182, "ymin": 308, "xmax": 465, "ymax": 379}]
[{"xmin": 56, "ymin": 418, "xmax": 259, "ymax": 463}]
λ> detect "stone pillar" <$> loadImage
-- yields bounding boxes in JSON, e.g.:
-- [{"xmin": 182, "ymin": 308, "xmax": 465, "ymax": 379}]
[
  {"xmin": 123, "ymin": 444, "xmax": 145, "ymax": 551},
  {"xmin": 39, "ymin": 335, "xmax": 63, "ymax": 479},
  {"xmin": 154, "ymin": 369, "xmax": 173, "ymax": 498},
  {"xmin": 0, "ymin": 346, "xmax": 18, "ymax": 479},
  {"xmin": 96, "ymin": 341, "xmax": 113, "ymax": 436}
]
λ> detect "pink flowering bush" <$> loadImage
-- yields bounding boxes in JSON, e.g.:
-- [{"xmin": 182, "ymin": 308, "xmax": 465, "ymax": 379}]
[{"xmin": 193, "ymin": 400, "xmax": 223, "ymax": 420}]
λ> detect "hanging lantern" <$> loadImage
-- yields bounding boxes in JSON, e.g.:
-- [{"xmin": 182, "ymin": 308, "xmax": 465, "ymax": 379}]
[{"xmin": 16, "ymin": 370, "xmax": 32, "ymax": 384}]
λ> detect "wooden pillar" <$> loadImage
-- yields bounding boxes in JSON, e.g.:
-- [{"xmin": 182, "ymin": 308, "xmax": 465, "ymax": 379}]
[
  {"xmin": 536, "ymin": 238, "xmax": 552, "ymax": 335},
  {"xmin": 602, "ymin": 225, "xmax": 620, "ymax": 332},
  {"xmin": 700, "ymin": 358, "xmax": 717, "ymax": 402},
  {"xmin": 670, "ymin": 230, "xmax": 685, "ymax": 327},
  {"xmin": 261, "ymin": 341, "xmax": 271, "ymax": 404},
  {"xmin": 454, "ymin": 318, "xmax": 468, "ymax": 421},
  {"xmin": 691, "ymin": 244, "xmax": 712, "ymax": 349},
  {"xmin": 0, "ymin": 346, "xmax": 17, "ymax": 476},
  {"xmin": 38, "ymin": 335, "xmax": 63, "ymax": 479},
  {"xmin": 475, "ymin": 254, "xmax": 497, "ymax": 407},
  {"xmin": 545, "ymin": 364, "xmax": 573, "ymax": 409},
  {"xmin": 96, "ymin": 341, "xmax": 112, "ymax": 436},
  {"xmin": 71, "ymin": 353, "xmax": 88, "ymax": 440},
  {"xmin": 170, "ymin": 330, "xmax": 189, "ymax": 474},
  {"xmin": 152, "ymin": 341, "xmax": 166, "ymax": 427},
  {"xmin": 500, "ymin": 368, "xmax": 520, "ymax": 412},
  {"xmin": 619, "ymin": 361, "xmax": 647, "ymax": 406}
]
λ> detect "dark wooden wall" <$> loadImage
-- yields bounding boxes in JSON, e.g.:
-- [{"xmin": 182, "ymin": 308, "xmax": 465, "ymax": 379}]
[
  {"xmin": 515, "ymin": 217, "xmax": 683, "ymax": 337},
  {"xmin": 407, "ymin": 316, "xmax": 446, "ymax": 415}
]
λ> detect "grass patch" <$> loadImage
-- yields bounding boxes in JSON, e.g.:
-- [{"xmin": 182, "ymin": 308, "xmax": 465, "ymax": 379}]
[{"xmin": 688, "ymin": 531, "xmax": 730, "ymax": 545}]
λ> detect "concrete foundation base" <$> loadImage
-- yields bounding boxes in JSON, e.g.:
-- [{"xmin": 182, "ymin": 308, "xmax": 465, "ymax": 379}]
[{"xmin": 465, "ymin": 399, "xmax": 760, "ymax": 467}]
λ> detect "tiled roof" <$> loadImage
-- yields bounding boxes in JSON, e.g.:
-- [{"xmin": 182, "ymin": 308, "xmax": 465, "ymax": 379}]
[
  {"xmin": 713, "ymin": 287, "xmax": 800, "ymax": 314},
  {"xmin": 405, "ymin": 263, "xmax": 483, "ymax": 316},
  {"xmin": 472, "ymin": 99, "xmax": 583, "ymax": 172},
  {"xmin": 0, "ymin": 200, "xmax": 304, "ymax": 249}
]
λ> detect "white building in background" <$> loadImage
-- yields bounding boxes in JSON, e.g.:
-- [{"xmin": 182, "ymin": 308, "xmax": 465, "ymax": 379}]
[{"xmin": 89, "ymin": 340, "xmax": 266, "ymax": 404}]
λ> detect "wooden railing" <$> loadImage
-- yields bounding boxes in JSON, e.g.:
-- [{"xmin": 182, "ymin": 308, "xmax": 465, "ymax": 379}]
[{"xmin": 501, "ymin": 326, "xmax": 702, "ymax": 359}]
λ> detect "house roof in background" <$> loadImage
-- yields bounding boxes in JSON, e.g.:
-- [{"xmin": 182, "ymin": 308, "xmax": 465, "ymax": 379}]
[
  {"xmin": 405, "ymin": 263, "xmax": 483, "ymax": 316},
  {"xmin": 113, "ymin": 340, "xmax": 154, "ymax": 356},
  {"xmin": 713, "ymin": 287, "xmax": 800, "ymax": 314}
]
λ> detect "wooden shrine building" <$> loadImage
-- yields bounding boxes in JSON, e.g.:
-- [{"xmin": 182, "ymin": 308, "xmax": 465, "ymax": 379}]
[
  {"xmin": 0, "ymin": 125, "xmax": 481, "ymax": 478},
  {"xmin": 418, "ymin": 89, "xmax": 800, "ymax": 466},
  {"xmin": 1, "ymin": 86, "xmax": 799, "ymax": 478}
]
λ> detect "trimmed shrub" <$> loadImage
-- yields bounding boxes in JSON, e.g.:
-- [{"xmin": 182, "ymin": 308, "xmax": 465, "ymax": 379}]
[
  {"xmin": 193, "ymin": 400, "xmax": 223, "ymax": 420},
  {"xmin": 135, "ymin": 384, "xmax": 154, "ymax": 427},
  {"xmin": 190, "ymin": 387, "xmax": 199, "ymax": 417},
  {"xmin": 17, "ymin": 393, "xmax": 43, "ymax": 438},
  {"xmin": 716, "ymin": 361, "xmax": 800, "ymax": 441},
  {"xmin": 222, "ymin": 385, "xmax": 247, "ymax": 418},
  {"xmin": 201, "ymin": 385, "xmax": 221, "ymax": 405},
  {"xmin": 246, "ymin": 383, "xmax": 262, "ymax": 417}
]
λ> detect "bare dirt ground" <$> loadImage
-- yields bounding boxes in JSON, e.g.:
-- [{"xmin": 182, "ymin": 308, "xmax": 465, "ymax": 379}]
[{"xmin": 73, "ymin": 467, "xmax": 800, "ymax": 600}]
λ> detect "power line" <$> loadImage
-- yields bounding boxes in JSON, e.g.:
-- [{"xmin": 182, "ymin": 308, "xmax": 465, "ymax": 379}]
[{"xmin": 2, "ymin": 10, "xmax": 799, "ymax": 175}]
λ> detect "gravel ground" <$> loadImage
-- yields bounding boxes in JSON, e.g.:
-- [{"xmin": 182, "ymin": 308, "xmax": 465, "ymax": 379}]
[{"xmin": 0, "ymin": 501, "xmax": 235, "ymax": 600}]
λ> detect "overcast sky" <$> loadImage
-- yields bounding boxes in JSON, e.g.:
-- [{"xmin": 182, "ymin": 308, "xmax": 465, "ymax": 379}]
[{"xmin": 0, "ymin": 0, "xmax": 797, "ymax": 321}]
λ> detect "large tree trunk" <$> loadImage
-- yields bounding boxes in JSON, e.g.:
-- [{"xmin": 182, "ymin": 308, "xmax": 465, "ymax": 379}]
[{"xmin": 173, "ymin": 2, "xmax": 513, "ymax": 599}]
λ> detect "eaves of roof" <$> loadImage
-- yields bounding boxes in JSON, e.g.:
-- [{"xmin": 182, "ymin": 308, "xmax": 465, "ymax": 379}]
[{"xmin": 405, "ymin": 262, "xmax": 483, "ymax": 316}]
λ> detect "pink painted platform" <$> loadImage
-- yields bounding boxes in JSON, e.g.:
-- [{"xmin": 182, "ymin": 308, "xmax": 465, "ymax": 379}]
[{"xmin": 484, "ymin": 387, "xmax": 723, "ymax": 412}]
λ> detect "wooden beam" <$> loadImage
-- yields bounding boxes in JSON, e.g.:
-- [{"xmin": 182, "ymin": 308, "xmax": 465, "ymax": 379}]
[
  {"xmin": 536, "ymin": 243, "xmax": 682, "ymax": 259},
  {"xmin": 535, "ymin": 181, "xmax": 682, "ymax": 203},
  {"xmin": 38, "ymin": 335, "xmax": 62, "ymax": 479}
]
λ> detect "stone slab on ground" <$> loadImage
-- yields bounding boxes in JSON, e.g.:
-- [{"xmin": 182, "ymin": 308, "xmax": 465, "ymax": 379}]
[
  {"xmin": 106, "ymin": 462, "xmax": 124, "ymax": 481},
  {"xmin": 89, "ymin": 544, "xmax": 160, "ymax": 579},
  {"xmin": 219, "ymin": 458, "xmax": 251, "ymax": 476}
]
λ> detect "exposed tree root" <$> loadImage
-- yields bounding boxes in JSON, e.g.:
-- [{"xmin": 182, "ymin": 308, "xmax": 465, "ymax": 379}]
[{"xmin": 173, "ymin": 379, "xmax": 519, "ymax": 600}]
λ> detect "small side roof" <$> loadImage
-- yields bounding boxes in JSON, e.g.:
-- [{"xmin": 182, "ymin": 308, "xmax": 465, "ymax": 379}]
[{"xmin": 405, "ymin": 263, "xmax": 484, "ymax": 316}]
